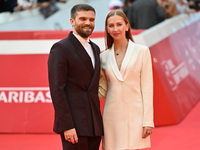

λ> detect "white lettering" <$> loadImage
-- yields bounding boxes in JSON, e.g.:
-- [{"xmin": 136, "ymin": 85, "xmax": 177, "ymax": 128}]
[
  {"xmin": 180, "ymin": 67, "xmax": 189, "ymax": 79},
  {"xmin": 173, "ymin": 64, "xmax": 189, "ymax": 86},
  {"xmin": 45, "ymin": 91, "xmax": 52, "ymax": 103},
  {"xmin": 0, "ymin": 88, "xmax": 52, "ymax": 103},
  {"xmin": 35, "ymin": 91, "xmax": 45, "ymax": 103},
  {"xmin": 8, "ymin": 91, "xmax": 18, "ymax": 103},
  {"xmin": 0, "ymin": 92, "xmax": 7, "ymax": 103},
  {"xmin": 167, "ymin": 60, "xmax": 175, "ymax": 70},
  {"xmin": 24, "ymin": 92, "xmax": 34, "ymax": 103},
  {"xmin": 173, "ymin": 73, "xmax": 180, "ymax": 84},
  {"xmin": 19, "ymin": 92, "xmax": 23, "ymax": 103}
]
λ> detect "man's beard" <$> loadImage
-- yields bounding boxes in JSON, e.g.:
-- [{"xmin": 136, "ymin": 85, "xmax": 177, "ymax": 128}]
[{"xmin": 75, "ymin": 24, "xmax": 94, "ymax": 38}]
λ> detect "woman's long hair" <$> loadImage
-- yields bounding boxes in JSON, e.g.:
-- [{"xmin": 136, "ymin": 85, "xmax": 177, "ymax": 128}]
[{"xmin": 105, "ymin": 9, "xmax": 134, "ymax": 49}]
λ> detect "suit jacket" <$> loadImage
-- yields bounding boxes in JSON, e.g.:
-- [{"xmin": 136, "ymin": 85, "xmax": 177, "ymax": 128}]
[
  {"xmin": 100, "ymin": 40, "xmax": 154, "ymax": 149},
  {"xmin": 48, "ymin": 31, "xmax": 103, "ymax": 136},
  {"xmin": 127, "ymin": 0, "xmax": 166, "ymax": 29}
]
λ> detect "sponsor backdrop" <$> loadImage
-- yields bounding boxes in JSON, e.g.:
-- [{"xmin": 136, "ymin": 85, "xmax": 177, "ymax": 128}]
[{"xmin": 0, "ymin": 13, "xmax": 200, "ymax": 133}]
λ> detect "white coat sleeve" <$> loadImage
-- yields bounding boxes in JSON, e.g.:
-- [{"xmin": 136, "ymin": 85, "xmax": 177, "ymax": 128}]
[{"xmin": 141, "ymin": 47, "xmax": 154, "ymax": 127}]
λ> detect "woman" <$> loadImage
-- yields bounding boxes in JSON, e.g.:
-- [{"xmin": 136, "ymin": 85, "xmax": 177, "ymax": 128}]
[{"xmin": 99, "ymin": 9, "xmax": 154, "ymax": 150}]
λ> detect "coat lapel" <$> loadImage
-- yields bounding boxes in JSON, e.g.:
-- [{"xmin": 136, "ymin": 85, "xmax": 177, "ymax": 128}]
[
  {"xmin": 120, "ymin": 40, "xmax": 134, "ymax": 76},
  {"xmin": 109, "ymin": 40, "xmax": 134, "ymax": 81},
  {"xmin": 69, "ymin": 32, "xmax": 94, "ymax": 75},
  {"xmin": 89, "ymin": 40, "xmax": 99, "ymax": 72},
  {"xmin": 88, "ymin": 40, "xmax": 100, "ymax": 90}
]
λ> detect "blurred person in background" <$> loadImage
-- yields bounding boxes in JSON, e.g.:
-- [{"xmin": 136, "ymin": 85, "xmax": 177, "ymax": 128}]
[
  {"xmin": 159, "ymin": 0, "xmax": 178, "ymax": 18},
  {"xmin": 99, "ymin": 9, "xmax": 154, "ymax": 150},
  {"xmin": 127, "ymin": 0, "xmax": 168, "ymax": 29},
  {"xmin": 37, "ymin": 0, "xmax": 51, "ymax": 9},
  {"xmin": 171, "ymin": 0, "xmax": 196, "ymax": 13},
  {"xmin": 38, "ymin": 0, "xmax": 59, "ymax": 18},
  {"xmin": 0, "ymin": 0, "xmax": 17, "ymax": 13},
  {"xmin": 15, "ymin": 0, "xmax": 37, "ymax": 11},
  {"xmin": 57, "ymin": 0, "xmax": 67, "ymax": 3},
  {"xmin": 48, "ymin": 4, "xmax": 103, "ymax": 150},
  {"xmin": 187, "ymin": 0, "xmax": 200, "ymax": 11},
  {"xmin": 123, "ymin": 0, "xmax": 135, "ymax": 17},
  {"xmin": 109, "ymin": 0, "xmax": 123, "ymax": 10},
  {"xmin": 36, "ymin": 0, "xmax": 66, "ymax": 9},
  {"xmin": 37, "ymin": 0, "xmax": 67, "ymax": 18}
]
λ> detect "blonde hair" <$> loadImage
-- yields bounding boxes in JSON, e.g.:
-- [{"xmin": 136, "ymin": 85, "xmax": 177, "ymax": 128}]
[{"xmin": 105, "ymin": 9, "xmax": 134, "ymax": 49}]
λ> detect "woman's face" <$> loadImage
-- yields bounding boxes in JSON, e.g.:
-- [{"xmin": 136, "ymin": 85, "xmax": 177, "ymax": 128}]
[{"xmin": 106, "ymin": 15, "xmax": 129, "ymax": 41}]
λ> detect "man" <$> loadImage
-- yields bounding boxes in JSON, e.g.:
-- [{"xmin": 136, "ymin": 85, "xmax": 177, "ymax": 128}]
[
  {"xmin": 127, "ymin": 0, "xmax": 167, "ymax": 29},
  {"xmin": 48, "ymin": 4, "xmax": 103, "ymax": 150},
  {"xmin": 161, "ymin": 0, "xmax": 177, "ymax": 18}
]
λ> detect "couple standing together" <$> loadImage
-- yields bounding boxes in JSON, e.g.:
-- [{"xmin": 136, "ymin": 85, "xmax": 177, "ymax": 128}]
[{"xmin": 48, "ymin": 4, "xmax": 154, "ymax": 150}]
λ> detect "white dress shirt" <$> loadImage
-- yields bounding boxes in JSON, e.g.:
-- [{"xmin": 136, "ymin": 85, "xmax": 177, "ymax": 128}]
[{"xmin": 73, "ymin": 33, "xmax": 95, "ymax": 69}]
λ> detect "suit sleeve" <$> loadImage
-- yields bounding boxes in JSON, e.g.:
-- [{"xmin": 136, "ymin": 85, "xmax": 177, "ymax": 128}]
[
  {"xmin": 48, "ymin": 43, "xmax": 75, "ymax": 132},
  {"xmin": 141, "ymin": 47, "xmax": 154, "ymax": 127}
]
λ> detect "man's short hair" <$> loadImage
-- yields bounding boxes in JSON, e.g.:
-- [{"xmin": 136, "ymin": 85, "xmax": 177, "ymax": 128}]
[{"xmin": 71, "ymin": 4, "xmax": 96, "ymax": 19}]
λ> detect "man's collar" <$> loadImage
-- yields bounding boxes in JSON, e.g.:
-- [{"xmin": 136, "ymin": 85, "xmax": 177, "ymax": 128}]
[{"xmin": 73, "ymin": 32, "xmax": 90, "ymax": 45}]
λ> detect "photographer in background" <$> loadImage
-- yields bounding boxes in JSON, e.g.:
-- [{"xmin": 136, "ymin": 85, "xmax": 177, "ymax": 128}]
[{"xmin": 159, "ymin": 0, "xmax": 178, "ymax": 18}]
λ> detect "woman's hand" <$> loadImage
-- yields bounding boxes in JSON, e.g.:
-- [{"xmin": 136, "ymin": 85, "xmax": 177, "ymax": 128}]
[{"xmin": 142, "ymin": 126, "xmax": 153, "ymax": 138}]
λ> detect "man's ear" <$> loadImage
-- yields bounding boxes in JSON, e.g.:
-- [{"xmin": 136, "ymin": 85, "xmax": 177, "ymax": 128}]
[{"xmin": 70, "ymin": 18, "xmax": 75, "ymax": 26}]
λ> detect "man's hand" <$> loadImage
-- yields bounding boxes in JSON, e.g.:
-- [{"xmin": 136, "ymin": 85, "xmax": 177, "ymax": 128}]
[
  {"xmin": 142, "ymin": 126, "xmax": 153, "ymax": 138},
  {"xmin": 64, "ymin": 128, "xmax": 78, "ymax": 144}
]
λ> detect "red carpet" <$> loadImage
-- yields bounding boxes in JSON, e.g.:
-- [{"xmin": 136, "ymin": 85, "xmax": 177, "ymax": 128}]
[
  {"xmin": 148, "ymin": 100, "xmax": 200, "ymax": 150},
  {"xmin": 0, "ymin": 101, "xmax": 200, "ymax": 150}
]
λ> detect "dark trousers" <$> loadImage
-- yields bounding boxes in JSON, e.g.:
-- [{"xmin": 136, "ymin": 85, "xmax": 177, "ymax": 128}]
[{"xmin": 60, "ymin": 134, "xmax": 101, "ymax": 150}]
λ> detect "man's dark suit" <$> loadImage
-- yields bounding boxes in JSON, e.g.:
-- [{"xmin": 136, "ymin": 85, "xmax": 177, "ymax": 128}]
[{"xmin": 48, "ymin": 31, "xmax": 103, "ymax": 138}]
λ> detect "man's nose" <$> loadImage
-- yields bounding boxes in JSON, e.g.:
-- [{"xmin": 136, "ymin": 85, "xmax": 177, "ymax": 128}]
[{"xmin": 85, "ymin": 19, "xmax": 91, "ymax": 25}]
